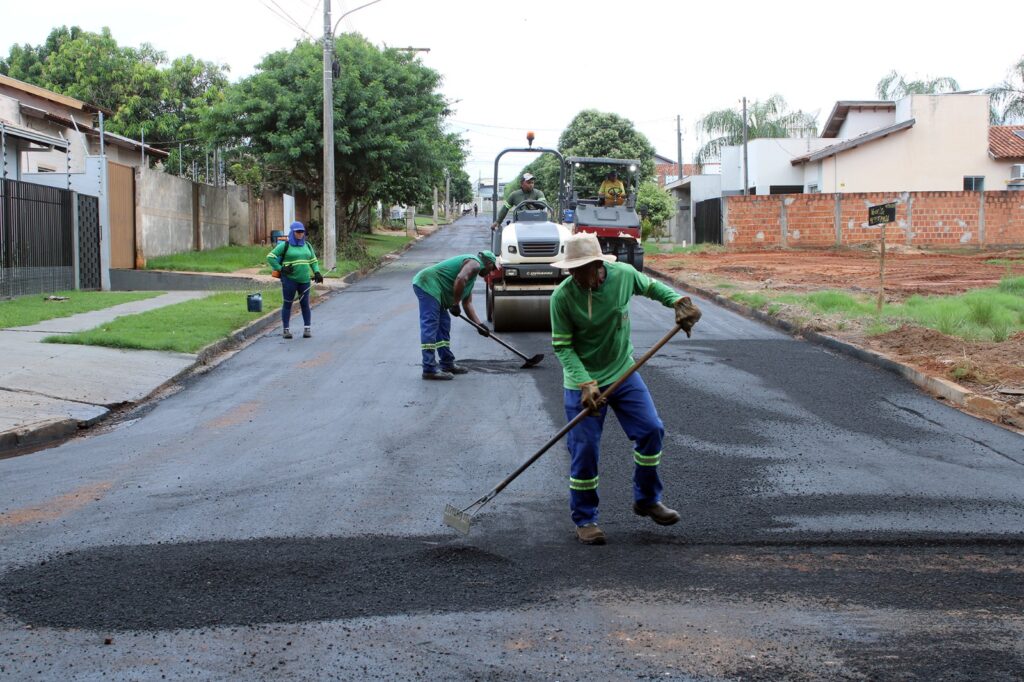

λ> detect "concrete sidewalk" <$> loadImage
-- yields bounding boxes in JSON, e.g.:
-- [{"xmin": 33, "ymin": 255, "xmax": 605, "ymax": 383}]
[
  {"xmin": 0, "ymin": 292, "xmax": 213, "ymax": 452},
  {"xmin": 0, "ymin": 229, "xmax": 427, "ymax": 454}
]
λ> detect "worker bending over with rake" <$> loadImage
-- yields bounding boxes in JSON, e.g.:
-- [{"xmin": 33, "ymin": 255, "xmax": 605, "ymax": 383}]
[
  {"xmin": 412, "ymin": 251, "xmax": 498, "ymax": 380},
  {"xmin": 550, "ymin": 233, "xmax": 701, "ymax": 545}
]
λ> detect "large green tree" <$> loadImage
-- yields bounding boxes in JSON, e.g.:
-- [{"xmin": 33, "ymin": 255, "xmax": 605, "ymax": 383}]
[
  {"xmin": 694, "ymin": 95, "xmax": 817, "ymax": 169},
  {"xmin": 988, "ymin": 56, "xmax": 1024, "ymax": 124},
  {"xmin": 875, "ymin": 70, "xmax": 959, "ymax": 100},
  {"xmin": 204, "ymin": 35, "xmax": 463, "ymax": 235},
  {"xmin": 514, "ymin": 110, "xmax": 657, "ymax": 206}
]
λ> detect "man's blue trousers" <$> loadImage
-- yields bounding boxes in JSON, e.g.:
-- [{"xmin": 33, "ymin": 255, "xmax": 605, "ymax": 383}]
[
  {"xmin": 414, "ymin": 284, "xmax": 456, "ymax": 374},
  {"xmin": 563, "ymin": 372, "xmax": 664, "ymax": 526}
]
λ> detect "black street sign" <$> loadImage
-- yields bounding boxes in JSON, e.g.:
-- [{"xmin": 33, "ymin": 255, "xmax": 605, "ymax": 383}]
[{"xmin": 869, "ymin": 202, "xmax": 897, "ymax": 226}]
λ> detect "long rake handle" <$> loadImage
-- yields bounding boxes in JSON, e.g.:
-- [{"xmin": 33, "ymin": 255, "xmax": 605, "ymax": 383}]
[
  {"xmin": 469, "ymin": 322, "xmax": 684, "ymax": 508},
  {"xmin": 458, "ymin": 313, "xmax": 530, "ymax": 362}
]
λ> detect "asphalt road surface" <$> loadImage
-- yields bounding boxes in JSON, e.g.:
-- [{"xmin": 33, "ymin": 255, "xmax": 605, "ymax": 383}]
[{"xmin": 2, "ymin": 216, "xmax": 1023, "ymax": 681}]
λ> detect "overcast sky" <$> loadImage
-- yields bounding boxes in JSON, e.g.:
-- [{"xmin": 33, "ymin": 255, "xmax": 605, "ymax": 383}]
[{"xmin": 3, "ymin": 0, "xmax": 1021, "ymax": 183}]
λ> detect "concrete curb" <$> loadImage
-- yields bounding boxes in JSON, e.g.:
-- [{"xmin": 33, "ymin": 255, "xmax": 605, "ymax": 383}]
[
  {"xmin": 1, "ymin": 231, "xmax": 432, "ymax": 456},
  {"xmin": 646, "ymin": 265, "xmax": 1024, "ymax": 433}
]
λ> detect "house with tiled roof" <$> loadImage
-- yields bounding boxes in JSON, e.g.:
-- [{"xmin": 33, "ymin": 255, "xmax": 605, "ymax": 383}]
[{"xmin": 0, "ymin": 74, "xmax": 166, "ymax": 179}]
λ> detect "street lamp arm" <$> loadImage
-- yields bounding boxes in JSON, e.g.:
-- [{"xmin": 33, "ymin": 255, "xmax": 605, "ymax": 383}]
[{"xmin": 332, "ymin": 0, "xmax": 384, "ymax": 34}]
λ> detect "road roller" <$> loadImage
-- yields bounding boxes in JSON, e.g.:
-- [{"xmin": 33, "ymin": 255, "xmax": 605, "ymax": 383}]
[
  {"xmin": 563, "ymin": 156, "xmax": 645, "ymax": 273},
  {"xmin": 486, "ymin": 199, "xmax": 572, "ymax": 331},
  {"xmin": 486, "ymin": 136, "xmax": 570, "ymax": 332}
]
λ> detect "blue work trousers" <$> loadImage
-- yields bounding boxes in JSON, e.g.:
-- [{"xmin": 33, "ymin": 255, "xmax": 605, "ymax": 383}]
[
  {"xmin": 564, "ymin": 372, "xmax": 665, "ymax": 526},
  {"xmin": 281, "ymin": 277, "xmax": 311, "ymax": 328},
  {"xmin": 414, "ymin": 284, "xmax": 456, "ymax": 373}
]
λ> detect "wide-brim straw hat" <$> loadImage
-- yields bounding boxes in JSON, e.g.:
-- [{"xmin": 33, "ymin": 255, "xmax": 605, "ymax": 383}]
[{"xmin": 551, "ymin": 232, "xmax": 617, "ymax": 270}]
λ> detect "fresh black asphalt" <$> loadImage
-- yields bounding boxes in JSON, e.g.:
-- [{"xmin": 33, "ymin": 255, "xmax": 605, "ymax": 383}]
[{"xmin": 1, "ymin": 216, "xmax": 1023, "ymax": 680}]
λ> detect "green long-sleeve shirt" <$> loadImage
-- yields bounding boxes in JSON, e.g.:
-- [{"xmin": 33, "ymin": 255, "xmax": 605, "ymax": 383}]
[
  {"xmin": 550, "ymin": 261, "xmax": 681, "ymax": 389},
  {"xmin": 496, "ymin": 188, "xmax": 546, "ymax": 224},
  {"xmin": 412, "ymin": 254, "xmax": 484, "ymax": 307},
  {"xmin": 267, "ymin": 241, "xmax": 321, "ymax": 284}
]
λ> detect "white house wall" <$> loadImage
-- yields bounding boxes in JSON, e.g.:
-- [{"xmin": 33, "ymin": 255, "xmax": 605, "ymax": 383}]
[
  {"xmin": 723, "ymin": 138, "xmax": 834, "ymax": 194},
  {"xmin": 820, "ymin": 94, "xmax": 1010, "ymax": 192},
  {"xmin": 836, "ymin": 109, "xmax": 895, "ymax": 138}
]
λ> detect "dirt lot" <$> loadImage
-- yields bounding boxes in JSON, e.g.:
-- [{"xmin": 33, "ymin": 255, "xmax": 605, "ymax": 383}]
[{"xmin": 649, "ymin": 247, "xmax": 1024, "ymax": 429}]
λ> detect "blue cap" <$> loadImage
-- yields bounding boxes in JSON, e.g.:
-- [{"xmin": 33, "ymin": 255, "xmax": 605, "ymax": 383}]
[{"xmin": 289, "ymin": 221, "xmax": 305, "ymax": 232}]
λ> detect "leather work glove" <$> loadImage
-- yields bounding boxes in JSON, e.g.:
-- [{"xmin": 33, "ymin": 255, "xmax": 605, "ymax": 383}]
[
  {"xmin": 313, "ymin": 272, "xmax": 324, "ymax": 284},
  {"xmin": 579, "ymin": 380, "xmax": 603, "ymax": 416},
  {"xmin": 449, "ymin": 303, "xmax": 462, "ymax": 317},
  {"xmin": 475, "ymin": 321, "xmax": 490, "ymax": 337},
  {"xmin": 282, "ymin": 264, "xmax": 295, "ymax": 276},
  {"xmin": 271, "ymin": 270, "xmax": 281, "ymax": 279},
  {"xmin": 674, "ymin": 297, "xmax": 702, "ymax": 338}
]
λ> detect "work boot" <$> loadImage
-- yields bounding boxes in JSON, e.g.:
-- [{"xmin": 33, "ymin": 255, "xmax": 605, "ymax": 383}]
[
  {"xmin": 575, "ymin": 523, "xmax": 606, "ymax": 545},
  {"xmin": 303, "ymin": 327, "xmax": 312, "ymax": 338},
  {"xmin": 441, "ymin": 364, "xmax": 469, "ymax": 374},
  {"xmin": 632, "ymin": 502, "xmax": 680, "ymax": 526},
  {"xmin": 422, "ymin": 371, "xmax": 454, "ymax": 381},
  {"xmin": 282, "ymin": 328, "xmax": 293, "ymax": 339}
]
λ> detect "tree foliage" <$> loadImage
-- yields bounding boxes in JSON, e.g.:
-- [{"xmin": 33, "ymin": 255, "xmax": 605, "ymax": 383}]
[
  {"xmin": 636, "ymin": 181, "xmax": 675, "ymax": 239},
  {"xmin": 203, "ymin": 35, "xmax": 463, "ymax": 235},
  {"xmin": 875, "ymin": 70, "xmax": 960, "ymax": 100},
  {"xmin": 511, "ymin": 110, "xmax": 656, "ymax": 206},
  {"xmin": 694, "ymin": 95, "xmax": 817, "ymax": 169},
  {"xmin": 450, "ymin": 169, "xmax": 473, "ymax": 204},
  {"xmin": 0, "ymin": 26, "xmax": 228, "ymax": 175},
  {"xmin": 988, "ymin": 56, "xmax": 1024, "ymax": 124}
]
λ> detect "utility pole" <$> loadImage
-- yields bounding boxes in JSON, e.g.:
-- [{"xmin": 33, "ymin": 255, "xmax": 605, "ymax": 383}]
[
  {"xmin": 322, "ymin": 0, "xmax": 337, "ymax": 270},
  {"xmin": 676, "ymin": 115, "xmax": 683, "ymax": 182},
  {"xmin": 322, "ymin": 0, "xmax": 387, "ymax": 271},
  {"xmin": 742, "ymin": 97, "xmax": 749, "ymax": 196},
  {"xmin": 443, "ymin": 167, "xmax": 451, "ymax": 220}
]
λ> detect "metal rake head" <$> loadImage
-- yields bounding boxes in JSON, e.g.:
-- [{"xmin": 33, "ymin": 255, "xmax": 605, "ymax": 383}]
[{"xmin": 443, "ymin": 503, "xmax": 473, "ymax": 535}]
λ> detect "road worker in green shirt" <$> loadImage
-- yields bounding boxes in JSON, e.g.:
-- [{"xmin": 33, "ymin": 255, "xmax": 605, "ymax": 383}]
[
  {"xmin": 550, "ymin": 232, "xmax": 702, "ymax": 545},
  {"xmin": 412, "ymin": 251, "xmax": 498, "ymax": 380},
  {"xmin": 492, "ymin": 173, "xmax": 546, "ymax": 230}
]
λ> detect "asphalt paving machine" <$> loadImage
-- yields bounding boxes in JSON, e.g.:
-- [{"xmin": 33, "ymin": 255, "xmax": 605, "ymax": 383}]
[{"xmin": 562, "ymin": 156, "xmax": 645, "ymax": 273}]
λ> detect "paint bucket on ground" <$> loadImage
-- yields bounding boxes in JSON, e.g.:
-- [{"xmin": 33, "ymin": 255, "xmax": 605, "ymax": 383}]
[{"xmin": 247, "ymin": 293, "xmax": 262, "ymax": 313}]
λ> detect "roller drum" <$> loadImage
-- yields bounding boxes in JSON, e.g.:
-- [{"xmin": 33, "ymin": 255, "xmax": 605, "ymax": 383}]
[{"xmin": 492, "ymin": 294, "xmax": 551, "ymax": 332}]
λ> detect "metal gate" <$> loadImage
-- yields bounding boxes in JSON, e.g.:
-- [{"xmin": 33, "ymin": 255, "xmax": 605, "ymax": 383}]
[
  {"xmin": 0, "ymin": 178, "xmax": 74, "ymax": 298},
  {"xmin": 107, "ymin": 161, "xmax": 136, "ymax": 269},
  {"xmin": 77, "ymin": 193, "xmax": 101, "ymax": 290},
  {"xmin": 694, "ymin": 197, "xmax": 722, "ymax": 245}
]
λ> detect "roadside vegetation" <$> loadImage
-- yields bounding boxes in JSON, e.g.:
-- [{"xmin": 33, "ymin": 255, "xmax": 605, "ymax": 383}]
[
  {"xmin": 727, "ymin": 276, "xmax": 1024, "ymax": 343},
  {"xmin": 144, "ymin": 233, "xmax": 413, "ymax": 279},
  {"xmin": 145, "ymin": 245, "xmax": 269, "ymax": 273},
  {"xmin": 45, "ymin": 289, "xmax": 287, "ymax": 353},
  {"xmin": 644, "ymin": 242, "xmax": 725, "ymax": 256},
  {"xmin": 0, "ymin": 290, "xmax": 162, "ymax": 329}
]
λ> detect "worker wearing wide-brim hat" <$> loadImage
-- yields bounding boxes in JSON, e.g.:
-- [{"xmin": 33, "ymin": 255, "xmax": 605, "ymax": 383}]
[
  {"xmin": 412, "ymin": 250, "xmax": 498, "ymax": 380},
  {"xmin": 549, "ymin": 232, "xmax": 701, "ymax": 545}
]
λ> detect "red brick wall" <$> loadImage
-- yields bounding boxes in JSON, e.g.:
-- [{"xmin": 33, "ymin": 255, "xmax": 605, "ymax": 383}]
[{"xmin": 722, "ymin": 191, "xmax": 1024, "ymax": 248}]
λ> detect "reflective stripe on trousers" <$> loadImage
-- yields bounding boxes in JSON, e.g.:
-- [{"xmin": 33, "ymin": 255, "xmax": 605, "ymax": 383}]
[
  {"xmin": 563, "ymin": 371, "xmax": 665, "ymax": 526},
  {"xmin": 414, "ymin": 284, "xmax": 456, "ymax": 373}
]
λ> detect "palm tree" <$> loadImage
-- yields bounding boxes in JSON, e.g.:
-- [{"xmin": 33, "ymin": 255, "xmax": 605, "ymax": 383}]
[
  {"xmin": 694, "ymin": 94, "xmax": 818, "ymax": 169},
  {"xmin": 875, "ymin": 70, "xmax": 960, "ymax": 100},
  {"xmin": 988, "ymin": 56, "xmax": 1024, "ymax": 124}
]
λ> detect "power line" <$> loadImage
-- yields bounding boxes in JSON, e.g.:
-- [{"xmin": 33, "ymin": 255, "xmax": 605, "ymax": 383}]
[{"xmin": 261, "ymin": 0, "xmax": 313, "ymax": 37}]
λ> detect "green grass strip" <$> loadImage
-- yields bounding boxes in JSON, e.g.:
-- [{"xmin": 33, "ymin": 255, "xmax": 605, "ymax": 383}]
[
  {"xmin": 45, "ymin": 289, "xmax": 287, "ymax": 354},
  {"xmin": 0, "ymin": 290, "xmax": 163, "ymax": 329},
  {"xmin": 146, "ymin": 245, "xmax": 271, "ymax": 273}
]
